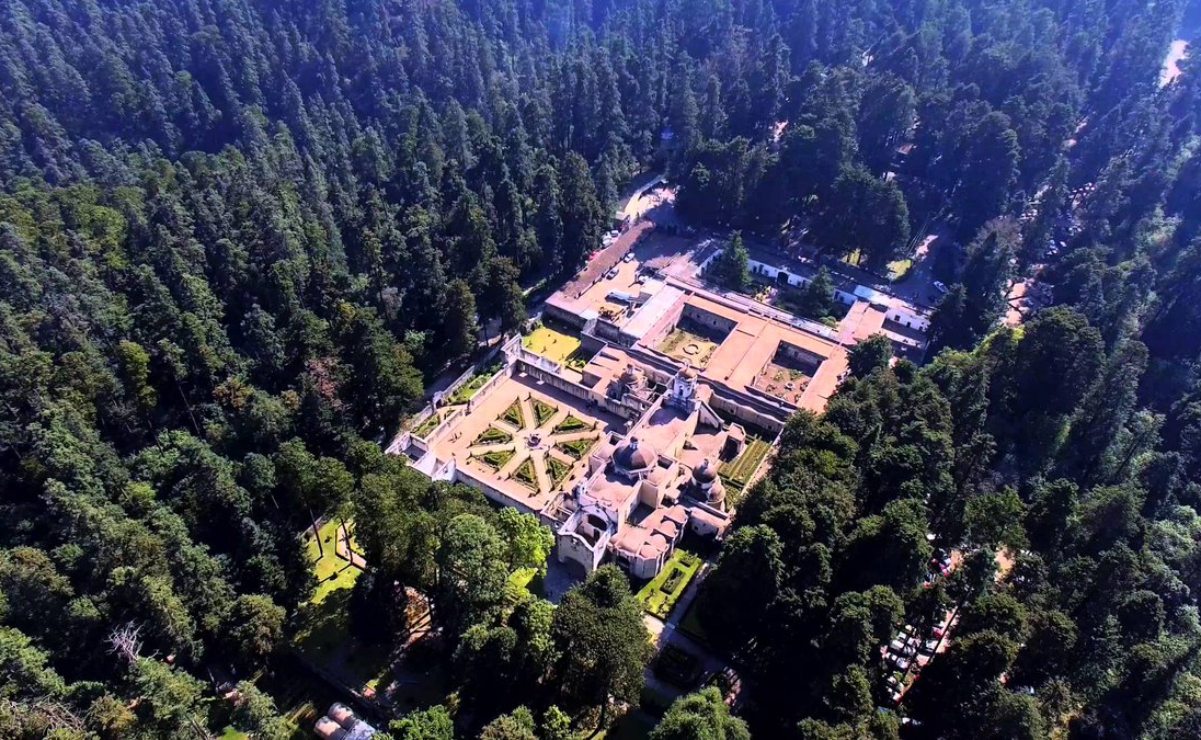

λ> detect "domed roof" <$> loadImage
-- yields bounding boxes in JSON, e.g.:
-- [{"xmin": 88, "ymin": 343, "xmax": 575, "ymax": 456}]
[
  {"xmin": 693, "ymin": 459, "xmax": 718, "ymax": 484},
  {"xmin": 614, "ymin": 437, "xmax": 657, "ymax": 471},
  {"xmin": 707, "ymin": 477, "xmax": 726, "ymax": 504}
]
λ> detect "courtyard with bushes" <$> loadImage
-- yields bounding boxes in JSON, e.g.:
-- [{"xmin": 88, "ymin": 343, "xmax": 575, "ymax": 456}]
[
  {"xmin": 720, "ymin": 437, "xmax": 771, "ymax": 498},
  {"xmin": 636, "ymin": 549, "xmax": 702, "ymax": 620}
]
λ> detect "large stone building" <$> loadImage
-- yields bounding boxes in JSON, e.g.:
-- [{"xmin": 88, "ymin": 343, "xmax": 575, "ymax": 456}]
[{"xmin": 391, "ymin": 235, "xmax": 928, "ymax": 582}]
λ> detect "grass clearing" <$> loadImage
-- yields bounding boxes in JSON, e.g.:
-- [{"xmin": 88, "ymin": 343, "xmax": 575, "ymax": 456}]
[
  {"xmin": 305, "ymin": 519, "xmax": 362, "ymax": 605},
  {"xmin": 294, "ymin": 520, "xmax": 391, "ymax": 697},
  {"xmin": 636, "ymin": 549, "xmax": 701, "ymax": 619},
  {"xmin": 887, "ymin": 258, "xmax": 914, "ymax": 282}
]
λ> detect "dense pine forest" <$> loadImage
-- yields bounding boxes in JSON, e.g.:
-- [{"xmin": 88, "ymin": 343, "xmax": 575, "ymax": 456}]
[{"xmin": 2, "ymin": 0, "xmax": 1201, "ymax": 738}]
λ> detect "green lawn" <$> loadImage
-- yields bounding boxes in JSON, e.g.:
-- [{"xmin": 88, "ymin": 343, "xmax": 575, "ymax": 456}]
[
  {"xmin": 546, "ymin": 455, "xmax": 572, "ymax": 487},
  {"xmin": 636, "ymin": 549, "xmax": 701, "ymax": 619},
  {"xmin": 524, "ymin": 324, "xmax": 582, "ymax": 364},
  {"xmin": 473, "ymin": 425, "xmax": 512, "ymax": 446},
  {"xmin": 305, "ymin": 519, "xmax": 362, "ymax": 605},
  {"xmin": 412, "ymin": 408, "xmax": 453, "ymax": 438},
  {"xmin": 512, "ymin": 457, "xmax": 538, "ymax": 490},
  {"xmin": 887, "ymin": 258, "xmax": 914, "ymax": 282},
  {"xmin": 293, "ymin": 520, "xmax": 391, "ymax": 695},
  {"xmin": 476, "ymin": 447, "xmax": 515, "ymax": 470},
  {"xmin": 677, "ymin": 598, "xmax": 712, "ymax": 646}
]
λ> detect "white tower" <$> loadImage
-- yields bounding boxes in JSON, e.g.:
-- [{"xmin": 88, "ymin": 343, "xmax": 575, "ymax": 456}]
[{"xmin": 670, "ymin": 364, "xmax": 699, "ymax": 412}]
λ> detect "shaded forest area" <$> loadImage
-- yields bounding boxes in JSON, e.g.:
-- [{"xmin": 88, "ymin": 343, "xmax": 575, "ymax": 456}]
[{"xmin": 2, "ymin": 0, "xmax": 1201, "ymax": 738}]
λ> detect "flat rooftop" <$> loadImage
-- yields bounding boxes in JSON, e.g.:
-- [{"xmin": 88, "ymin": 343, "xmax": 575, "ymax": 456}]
[{"xmin": 665, "ymin": 292, "xmax": 848, "ymax": 413}]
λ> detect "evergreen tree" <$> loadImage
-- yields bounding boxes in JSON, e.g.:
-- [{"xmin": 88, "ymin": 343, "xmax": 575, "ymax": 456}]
[
  {"xmin": 712, "ymin": 232, "xmax": 752, "ymax": 291},
  {"xmin": 443, "ymin": 279, "xmax": 481, "ymax": 360}
]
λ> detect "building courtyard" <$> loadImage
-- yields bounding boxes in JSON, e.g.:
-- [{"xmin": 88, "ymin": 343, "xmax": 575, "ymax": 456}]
[{"xmin": 393, "ymin": 218, "xmax": 933, "ymax": 587}]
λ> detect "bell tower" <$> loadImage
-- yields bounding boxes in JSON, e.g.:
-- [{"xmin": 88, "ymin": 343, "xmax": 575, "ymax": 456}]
[{"xmin": 669, "ymin": 364, "xmax": 699, "ymax": 412}]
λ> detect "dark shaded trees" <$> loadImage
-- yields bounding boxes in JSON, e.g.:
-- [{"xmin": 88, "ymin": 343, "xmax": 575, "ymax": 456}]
[
  {"xmin": 650, "ymin": 687, "xmax": 750, "ymax": 740},
  {"xmin": 710, "ymin": 232, "xmax": 752, "ymax": 291},
  {"xmin": 550, "ymin": 566, "xmax": 652, "ymax": 715},
  {"xmin": 928, "ymin": 218, "xmax": 1020, "ymax": 354},
  {"xmin": 813, "ymin": 166, "xmax": 911, "ymax": 269}
]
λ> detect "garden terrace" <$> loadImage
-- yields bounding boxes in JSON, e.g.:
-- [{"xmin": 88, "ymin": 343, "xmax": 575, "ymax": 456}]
[
  {"xmin": 719, "ymin": 438, "xmax": 772, "ymax": 503},
  {"xmin": 448, "ymin": 360, "xmax": 505, "ymax": 405},
  {"xmin": 428, "ymin": 374, "xmax": 626, "ymax": 514},
  {"xmin": 523, "ymin": 322, "xmax": 596, "ymax": 371},
  {"xmin": 556, "ymin": 436, "xmax": 597, "ymax": 460},
  {"xmin": 636, "ymin": 549, "xmax": 702, "ymax": 620}
]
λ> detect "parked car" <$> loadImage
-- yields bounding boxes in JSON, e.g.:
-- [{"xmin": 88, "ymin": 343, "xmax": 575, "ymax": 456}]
[
  {"xmin": 623, "ymin": 252, "xmax": 635, "ymax": 263},
  {"xmin": 932, "ymin": 280, "xmax": 949, "ymax": 294}
]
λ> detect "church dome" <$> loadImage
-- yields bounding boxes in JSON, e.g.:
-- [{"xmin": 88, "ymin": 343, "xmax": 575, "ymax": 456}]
[
  {"xmin": 707, "ymin": 477, "xmax": 726, "ymax": 504},
  {"xmin": 613, "ymin": 437, "xmax": 657, "ymax": 471},
  {"xmin": 692, "ymin": 458, "xmax": 718, "ymax": 484}
]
